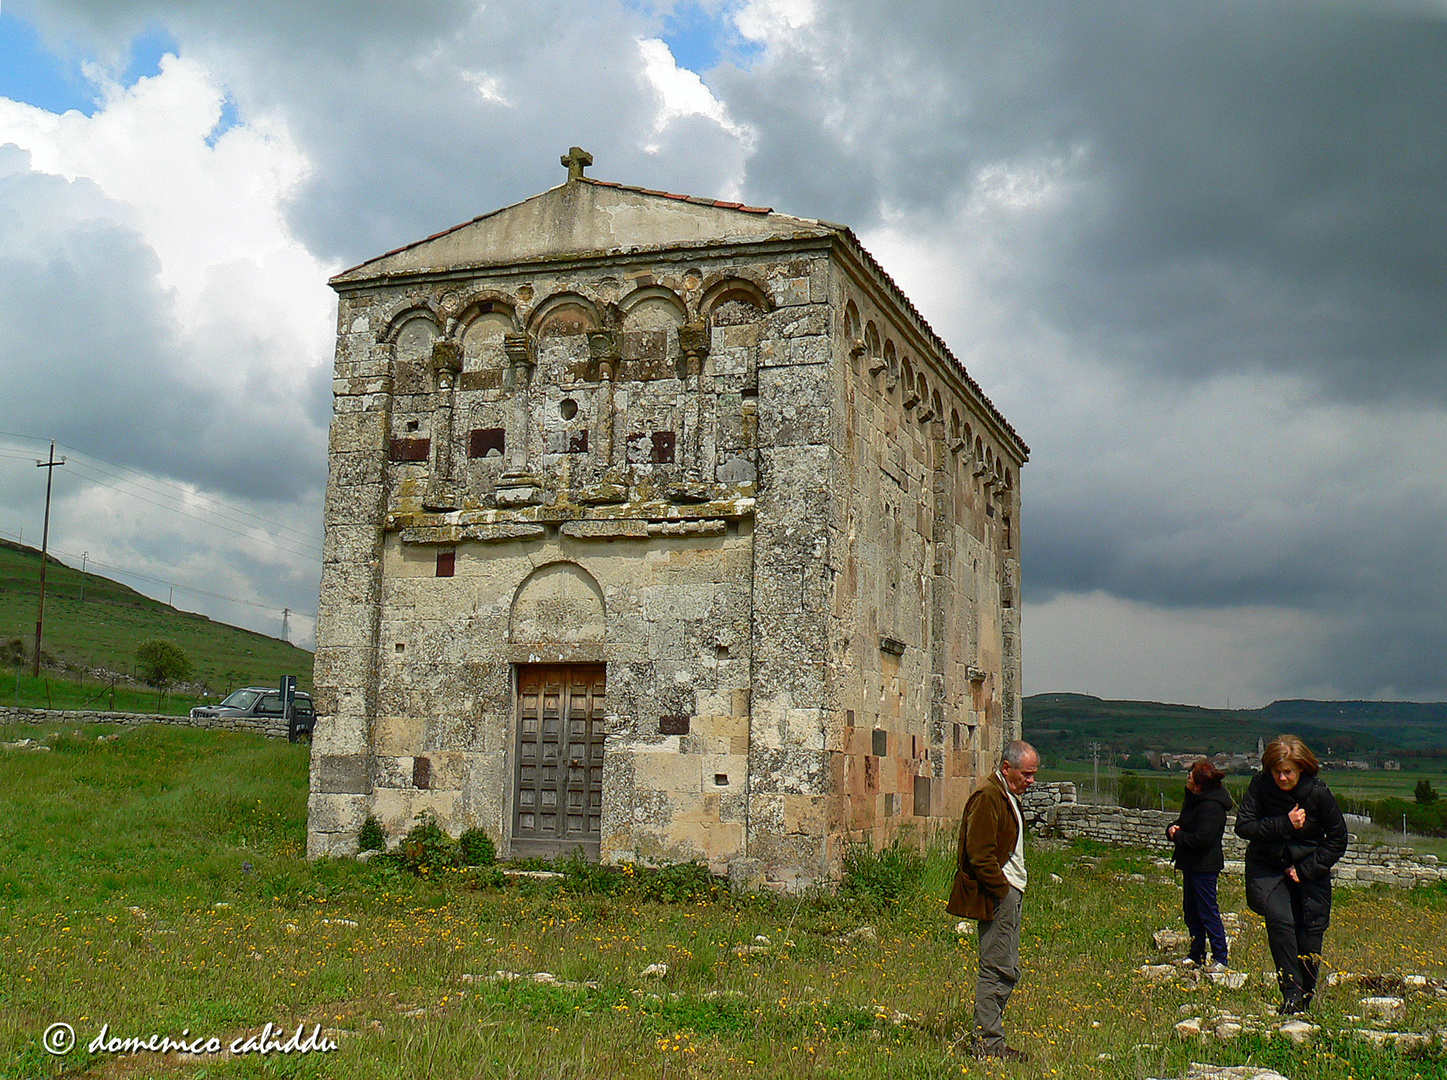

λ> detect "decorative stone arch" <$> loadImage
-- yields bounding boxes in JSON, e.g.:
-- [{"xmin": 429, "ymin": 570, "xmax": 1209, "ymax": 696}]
[
  {"xmin": 844, "ymin": 300, "xmax": 865, "ymax": 373},
  {"xmin": 700, "ymin": 276, "xmax": 773, "ymax": 322},
  {"xmin": 930, "ymin": 389, "xmax": 944, "ymax": 427},
  {"xmin": 457, "ymin": 298, "xmax": 520, "ymax": 375},
  {"xmin": 528, "ymin": 292, "xmax": 604, "ymax": 339},
  {"xmin": 619, "ymin": 284, "xmax": 688, "ymax": 325},
  {"xmin": 378, "ymin": 301, "xmax": 442, "ymax": 346},
  {"xmin": 456, "ymin": 295, "xmax": 521, "ymax": 333},
  {"xmin": 509, "ymin": 561, "xmax": 607, "ymax": 651},
  {"xmin": 883, "ymin": 339, "xmax": 899, "ymax": 391},
  {"xmin": 864, "ymin": 322, "xmax": 884, "ymax": 378}
]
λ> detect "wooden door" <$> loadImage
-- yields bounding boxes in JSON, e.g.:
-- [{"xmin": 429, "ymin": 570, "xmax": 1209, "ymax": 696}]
[{"xmin": 512, "ymin": 665, "xmax": 606, "ymax": 859}]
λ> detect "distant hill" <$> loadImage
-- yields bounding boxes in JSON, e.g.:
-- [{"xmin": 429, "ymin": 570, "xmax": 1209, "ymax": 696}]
[
  {"xmin": 1024, "ymin": 692, "xmax": 1447, "ymax": 759},
  {"xmin": 0, "ymin": 538, "xmax": 313, "ymax": 694}
]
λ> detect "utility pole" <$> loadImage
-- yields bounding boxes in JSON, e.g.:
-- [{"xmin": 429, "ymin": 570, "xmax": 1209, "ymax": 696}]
[
  {"xmin": 1089, "ymin": 741, "xmax": 1102, "ymax": 805},
  {"xmin": 33, "ymin": 441, "xmax": 66, "ymax": 677},
  {"xmin": 80, "ymin": 551, "xmax": 89, "ymax": 602},
  {"xmin": 281, "ymin": 608, "xmax": 290, "ymax": 644}
]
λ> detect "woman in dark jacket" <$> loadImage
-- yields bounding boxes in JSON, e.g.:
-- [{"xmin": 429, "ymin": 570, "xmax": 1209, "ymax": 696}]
[
  {"xmin": 1167, "ymin": 759, "xmax": 1233, "ymax": 968},
  {"xmin": 1235, "ymin": 735, "xmax": 1348, "ymax": 1014}
]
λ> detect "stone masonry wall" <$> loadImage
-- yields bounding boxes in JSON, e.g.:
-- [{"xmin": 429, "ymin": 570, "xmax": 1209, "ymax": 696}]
[
  {"xmin": 823, "ymin": 262, "xmax": 1024, "ymax": 861},
  {"xmin": 0, "ymin": 705, "xmax": 289, "ymax": 740},
  {"xmin": 1023, "ymin": 782, "xmax": 1447, "ymax": 887}
]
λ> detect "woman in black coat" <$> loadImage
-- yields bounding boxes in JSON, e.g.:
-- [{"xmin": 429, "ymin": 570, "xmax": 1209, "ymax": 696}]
[
  {"xmin": 1166, "ymin": 759, "xmax": 1233, "ymax": 968},
  {"xmin": 1234, "ymin": 735, "xmax": 1348, "ymax": 1014}
]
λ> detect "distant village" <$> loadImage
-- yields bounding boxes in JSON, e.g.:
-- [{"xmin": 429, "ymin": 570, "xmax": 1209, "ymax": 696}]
[{"xmin": 1145, "ymin": 745, "xmax": 1401, "ymax": 773}]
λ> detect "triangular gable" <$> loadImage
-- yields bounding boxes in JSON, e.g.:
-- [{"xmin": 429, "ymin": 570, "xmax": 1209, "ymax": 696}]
[{"xmin": 331, "ymin": 178, "xmax": 834, "ymax": 285}]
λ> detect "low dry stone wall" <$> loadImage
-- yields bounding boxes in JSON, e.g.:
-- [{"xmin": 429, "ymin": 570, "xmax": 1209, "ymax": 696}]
[
  {"xmin": 1024, "ymin": 782, "xmax": 1446, "ymax": 888},
  {"xmin": 0, "ymin": 705, "xmax": 288, "ymax": 741}
]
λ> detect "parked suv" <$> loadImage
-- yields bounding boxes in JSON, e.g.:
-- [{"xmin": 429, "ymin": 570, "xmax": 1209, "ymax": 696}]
[{"xmin": 191, "ymin": 687, "xmax": 315, "ymax": 740}]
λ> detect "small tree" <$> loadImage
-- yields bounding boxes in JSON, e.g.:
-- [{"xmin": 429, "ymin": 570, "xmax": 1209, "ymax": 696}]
[
  {"xmin": 134, "ymin": 639, "xmax": 192, "ymax": 707},
  {"xmin": 1415, "ymin": 779, "xmax": 1439, "ymax": 804}
]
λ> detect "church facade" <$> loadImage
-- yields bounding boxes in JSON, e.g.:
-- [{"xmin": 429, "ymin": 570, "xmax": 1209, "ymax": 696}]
[{"xmin": 307, "ymin": 150, "xmax": 1028, "ymax": 887}]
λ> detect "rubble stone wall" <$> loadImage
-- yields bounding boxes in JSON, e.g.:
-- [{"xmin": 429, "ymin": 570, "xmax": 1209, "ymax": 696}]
[
  {"xmin": 0, "ymin": 706, "xmax": 288, "ymax": 740},
  {"xmin": 1023, "ymin": 782, "xmax": 1447, "ymax": 887}
]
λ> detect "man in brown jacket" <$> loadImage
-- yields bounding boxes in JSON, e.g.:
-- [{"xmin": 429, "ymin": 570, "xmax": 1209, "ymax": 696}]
[{"xmin": 946, "ymin": 740, "xmax": 1039, "ymax": 1061}]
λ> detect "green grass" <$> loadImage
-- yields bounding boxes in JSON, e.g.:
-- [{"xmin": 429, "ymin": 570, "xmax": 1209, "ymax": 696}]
[
  {"xmin": 4, "ymin": 724, "xmax": 1446, "ymax": 1079},
  {"xmin": 0, "ymin": 538, "xmax": 313, "ymax": 702}
]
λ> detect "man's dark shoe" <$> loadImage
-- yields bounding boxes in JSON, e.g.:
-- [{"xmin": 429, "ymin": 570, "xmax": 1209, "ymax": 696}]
[
  {"xmin": 1280, "ymin": 996, "xmax": 1308, "ymax": 1016},
  {"xmin": 971, "ymin": 1041, "xmax": 1030, "ymax": 1062}
]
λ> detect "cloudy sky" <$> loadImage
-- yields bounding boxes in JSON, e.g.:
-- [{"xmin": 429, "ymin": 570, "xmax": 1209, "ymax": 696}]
[{"xmin": 1, "ymin": 0, "xmax": 1444, "ymax": 707}]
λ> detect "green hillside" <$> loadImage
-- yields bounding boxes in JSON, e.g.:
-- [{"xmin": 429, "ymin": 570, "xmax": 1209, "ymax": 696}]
[
  {"xmin": 0, "ymin": 538, "xmax": 313, "ymax": 698},
  {"xmin": 1025, "ymin": 692, "xmax": 1447, "ymax": 759}
]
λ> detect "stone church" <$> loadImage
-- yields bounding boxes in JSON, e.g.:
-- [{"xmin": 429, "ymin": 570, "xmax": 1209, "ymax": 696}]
[{"xmin": 307, "ymin": 149, "xmax": 1028, "ymax": 887}]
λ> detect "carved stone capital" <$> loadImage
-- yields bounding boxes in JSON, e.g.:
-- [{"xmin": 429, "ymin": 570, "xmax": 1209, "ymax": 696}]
[
  {"xmin": 588, "ymin": 329, "xmax": 622, "ymax": 381},
  {"xmin": 431, "ymin": 339, "xmax": 462, "ymax": 377},
  {"xmin": 678, "ymin": 322, "xmax": 710, "ymax": 360}
]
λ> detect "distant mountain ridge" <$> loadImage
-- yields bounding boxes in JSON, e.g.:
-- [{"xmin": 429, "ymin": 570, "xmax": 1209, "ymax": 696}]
[{"xmin": 1024, "ymin": 693, "xmax": 1447, "ymax": 756}]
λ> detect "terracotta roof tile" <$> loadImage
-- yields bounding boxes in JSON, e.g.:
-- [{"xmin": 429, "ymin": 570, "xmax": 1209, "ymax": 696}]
[{"xmin": 580, "ymin": 177, "xmax": 771, "ymax": 214}]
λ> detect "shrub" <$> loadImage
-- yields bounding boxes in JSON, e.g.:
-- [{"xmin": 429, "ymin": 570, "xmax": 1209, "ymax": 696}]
[
  {"xmin": 1371, "ymin": 796, "xmax": 1447, "ymax": 838},
  {"xmin": 840, "ymin": 837, "xmax": 925, "ymax": 908},
  {"xmin": 556, "ymin": 849, "xmax": 626, "ymax": 895},
  {"xmin": 1415, "ymin": 779, "xmax": 1439, "ymax": 804},
  {"xmin": 457, "ymin": 827, "xmax": 496, "ymax": 866},
  {"xmin": 357, "ymin": 815, "xmax": 386, "ymax": 853},
  {"xmin": 638, "ymin": 860, "xmax": 721, "ymax": 903},
  {"xmin": 397, "ymin": 810, "xmax": 456, "ymax": 874}
]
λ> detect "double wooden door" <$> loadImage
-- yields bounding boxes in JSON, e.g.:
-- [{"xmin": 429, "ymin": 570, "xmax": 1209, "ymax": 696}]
[{"xmin": 511, "ymin": 665, "xmax": 606, "ymax": 859}]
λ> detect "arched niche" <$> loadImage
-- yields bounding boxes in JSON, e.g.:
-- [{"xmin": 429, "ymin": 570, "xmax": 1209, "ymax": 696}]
[
  {"xmin": 390, "ymin": 312, "xmax": 440, "ymax": 397},
  {"xmin": 700, "ymin": 277, "xmax": 772, "ymax": 323},
  {"xmin": 620, "ymin": 285, "xmax": 687, "ymax": 327},
  {"xmin": 510, "ymin": 561, "xmax": 607, "ymax": 646},
  {"xmin": 621, "ymin": 286, "xmax": 686, "ymax": 366},
  {"xmin": 460, "ymin": 303, "xmax": 516, "ymax": 374},
  {"xmin": 529, "ymin": 293, "xmax": 601, "ymax": 338}
]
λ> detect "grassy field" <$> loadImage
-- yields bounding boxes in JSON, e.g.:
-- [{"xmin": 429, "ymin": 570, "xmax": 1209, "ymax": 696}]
[
  {"xmin": 4, "ymin": 723, "xmax": 1446, "ymax": 1079},
  {"xmin": 0, "ymin": 539, "xmax": 313, "ymax": 702}
]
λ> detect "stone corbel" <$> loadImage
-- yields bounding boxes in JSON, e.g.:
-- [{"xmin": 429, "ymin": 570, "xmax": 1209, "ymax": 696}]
[
  {"xmin": 902, "ymin": 389, "xmax": 920, "ymax": 411},
  {"xmin": 850, "ymin": 338, "xmax": 867, "ymax": 361},
  {"xmin": 868, "ymin": 354, "xmax": 888, "ymax": 377}
]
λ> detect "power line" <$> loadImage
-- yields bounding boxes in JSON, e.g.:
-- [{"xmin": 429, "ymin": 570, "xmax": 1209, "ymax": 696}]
[
  {"xmin": 0, "ymin": 525, "xmax": 316, "ymax": 621},
  {"xmin": 0, "ymin": 431, "xmax": 323, "ymax": 560},
  {"xmin": 61, "ymin": 461, "xmax": 322, "ymax": 560}
]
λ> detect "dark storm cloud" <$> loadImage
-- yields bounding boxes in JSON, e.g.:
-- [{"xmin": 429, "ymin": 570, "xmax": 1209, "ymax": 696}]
[
  {"xmin": 0, "ymin": 145, "xmax": 328, "ymax": 503},
  {"xmin": 719, "ymin": 0, "xmax": 1447, "ymax": 402}
]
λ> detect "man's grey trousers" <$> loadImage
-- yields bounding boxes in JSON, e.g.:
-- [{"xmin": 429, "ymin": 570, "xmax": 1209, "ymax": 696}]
[{"xmin": 974, "ymin": 886, "xmax": 1022, "ymax": 1051}]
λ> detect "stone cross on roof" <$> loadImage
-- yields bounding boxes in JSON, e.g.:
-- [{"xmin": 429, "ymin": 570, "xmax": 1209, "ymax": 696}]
[{"xmin": 561, "ymin": 146, "xmax": 593, "ymax": 182}]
